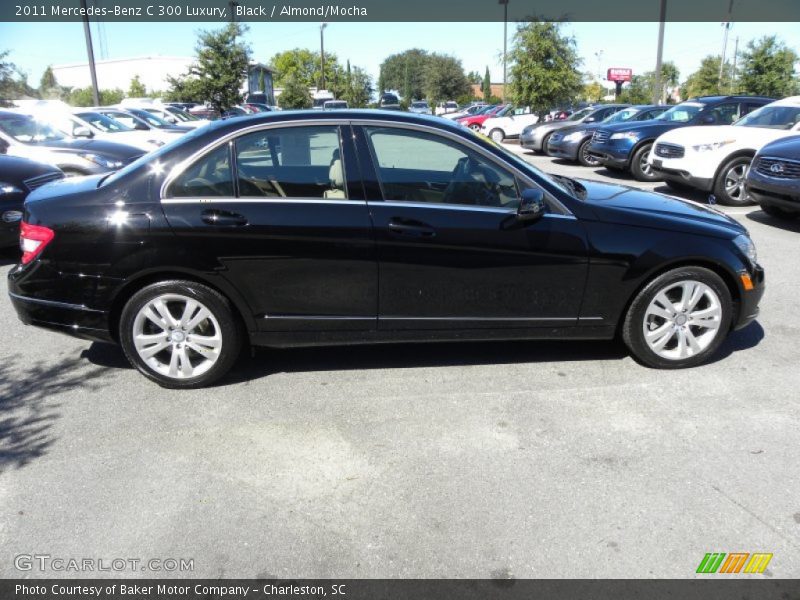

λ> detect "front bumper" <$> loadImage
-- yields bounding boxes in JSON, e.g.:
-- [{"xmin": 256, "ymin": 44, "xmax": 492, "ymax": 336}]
[
  {"xmin": 745, "ymin": 169, "xmax": 800, "ymax": 214},
  {"xmin": 520, "ymin": 130, "xmax": 545, "ymax": 151},
  {"xmin": 587, "ymin": 139, "xmax": 634, "ymax": 169},
  {"xmin": 546, "ymin": 137, "xmax": 581, "ymax": 160},
  {"xmin": 735, "ymin": 263, "xmax": 765, "ymax": 331},
  {"xmin": 648, "ymin": 155, "xmax": 715, "ymax": 192}
]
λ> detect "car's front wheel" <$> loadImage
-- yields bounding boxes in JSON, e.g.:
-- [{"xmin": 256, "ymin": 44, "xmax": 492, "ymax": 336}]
[
  {"xmin": 630, "ymin": 143, "xmax": 660, "ymax": 182},
  {"xmin": 119, "ymin": 280, "xmax": 242, "ymax": 388},
  {"xmin": 713, "ymin": 156, "xmax": 754, "ymax": 206},
  {"xmin": 489, "ymin": 128, "xmax": 505, "ymax": 143},
  {"xmin": 577, "ymin": 138, "xmax": 600, "ymax": 167},
  {"xmin": 469, "ymin": 123, "xmax": 481, "ymax": 131},
  {"xmin": 622, "ymin": 267, "xmax": 732, "ymax": 369}
]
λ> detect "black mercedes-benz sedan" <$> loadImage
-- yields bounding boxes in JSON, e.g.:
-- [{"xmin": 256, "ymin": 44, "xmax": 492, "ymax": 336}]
[
  {"xmin": 0, "ymin": 155, "xmax": 63, "ymax": 248},
  {"xmin": 8, "ymin": 110, "xmax": 765, "ymax": 388}
]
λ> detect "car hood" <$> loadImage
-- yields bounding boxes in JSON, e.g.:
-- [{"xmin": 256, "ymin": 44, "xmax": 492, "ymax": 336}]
[
  {"xmin": 553, "ymin": 123, "xmax": 602, "ymax": 136},
  {"xmin": 656, "ymin": 124, "xmax": 797, "ymax": 147},
  {"xmin": 0, "ymin": 155, "xmax": 62, "ymax": 180},
  {"xmin": 524, "ymin": 120, "xmax": 579, "ymax": 135},
  {"xmin": 577, "ymin": 179, "xmax": 745, "ymax": 238},
  {"xmin": 756, "ymin": 134, "xmax": 800, "ymax": 157},
  {"xmin": 596, "ymin": 119, "xmax": 680, "ymax": 138}
]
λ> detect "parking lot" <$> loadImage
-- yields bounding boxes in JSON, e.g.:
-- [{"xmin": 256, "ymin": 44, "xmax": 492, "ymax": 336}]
[{"xmin": 1, "ymin": 146, "xmax": 799, "ymax": 579}]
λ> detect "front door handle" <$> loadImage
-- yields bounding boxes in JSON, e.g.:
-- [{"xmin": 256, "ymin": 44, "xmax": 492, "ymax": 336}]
[
  {"xmin": 387, "ymin": 219, "xmax": 436, "ymax": 238},
  {"xmin": 201, "ymin": 209, "xmax": 248, "ymax": 227}
]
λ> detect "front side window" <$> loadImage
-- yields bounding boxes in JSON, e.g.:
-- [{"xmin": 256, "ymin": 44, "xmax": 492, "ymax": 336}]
[
  {"xmin": 104, "ymin": 111, "xmax": 140, "ymax": 130},
  {"xmin": 235, "ymin": 125, "xmax": 345, "ymax": 199},
  {"xmin": 702, "ymin": 102, "xmax": 742, "ymax": 125},
  {"xmin": 365, "ymin": 127, "xmax": 519, "ymax": 208},
  {"xmin": 168, "ymin": 143, "xmax": 233, "ymax": 197}
]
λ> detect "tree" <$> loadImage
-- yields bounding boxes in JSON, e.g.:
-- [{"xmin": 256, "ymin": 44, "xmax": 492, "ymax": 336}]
[
  {"xmin": 167, "ymin": 23, "xmax": 251, "ymax": 113},
  {"xmin": 163, "ymin": 75, "xmax": 204, "ymax": 103},
  {"xmin": 342, "ymin": 64, "xmax": 372, "ymax": 108},
  {"xmin": 618, "ymin": 62, "xmax": 679, "ymax": 104},
  {"xmin": 482, "ymin": 66, "xmax": 492, "ymax": 102},
  {"xmin": 40, "ymin": 66, "xmax": 57, "ymax": 90},
  {"xmin": 68, "ymin": 87, "xmax": 124, "ymax": 106},
  {"xmin": 682, "ymin": 55, "xmax": 731, "ymax": 98},
  {"xmin": 423, "ymin": 54, "xmax": 470, "ymax": 103},
  {"xmin": 466, "ymin": 70, "xmax": 482, "ymax": 85},
  {"xmin": 738, "ymin": 36, "xmax": 799, "ymax": 97},
  {"xmin": 279, "ymin": 74, "xmax": 312, "ymax": 109},
  {"xmin": 38, "ymin": 65, "xmax": 70, "ymax": 100},
  {"xmin": 0, "ymin": 50, "xmax": 39, "ymax": 103},
  {"xmin": 582, "ymin": 81, "xmax": 604, "ymax": 103},
  {"xmin": 508, "ymin": 20, "xmax": 583, "ymax": 115},
  {"xmin": 270, "ymin": 48, "xmax": 342, "ymax": 93},
  {"xmin": 380, "ymin": 49, "xmax": 429, "ymax": 100},
  {"xmin": 128, "ymin": 75, "xmax": 147, "ymax": 97}
]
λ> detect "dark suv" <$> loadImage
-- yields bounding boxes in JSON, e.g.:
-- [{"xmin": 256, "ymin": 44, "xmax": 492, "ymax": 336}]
[
  {"xmin": 746, "ymin": 135, "xmax": 800, "ymax": 220},
  {"xmin": 587, "ymin": 96, "xmax": 773, "ymax": 181}
]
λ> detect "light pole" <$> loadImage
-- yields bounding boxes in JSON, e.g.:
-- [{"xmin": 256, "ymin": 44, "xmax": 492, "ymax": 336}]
[
  {"xmin": 320, "ymin": 23, "xmax": 328, "ymax": 91},
  {"xmin": 653, "ymin": 0, "xmax": 667, "ymax": 104},
  {"xmin": 499, "ymin": 0, "xmax": 508, "ymax": 101},
  {"xmin": 80, "ymin": 0, "xmax": 100, "ymax": 106}
]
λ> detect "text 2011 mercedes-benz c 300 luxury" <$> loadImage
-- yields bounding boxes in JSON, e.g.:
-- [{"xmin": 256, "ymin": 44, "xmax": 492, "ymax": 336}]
[{"xmin": 8, "ymin": 111, "xmax": 764, "ymax": 388}]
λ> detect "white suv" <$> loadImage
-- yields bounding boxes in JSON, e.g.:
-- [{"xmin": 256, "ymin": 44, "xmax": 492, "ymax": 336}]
[
  {"xmin": 481, "ymin": 109, "xmax": 540, "ymax": 143},
  {"xmin": 649, "ymin": 96, "xmax": 800, "ymax": 206}
]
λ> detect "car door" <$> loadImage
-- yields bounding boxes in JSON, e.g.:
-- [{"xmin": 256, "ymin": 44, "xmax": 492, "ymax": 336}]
[
  {"xmin": 353, "ymin": 123, "xmax": 589, "ymax": 331},
  {"xmin": 160, "ymin": 122, "xmax": 377, "ymax": 333}
]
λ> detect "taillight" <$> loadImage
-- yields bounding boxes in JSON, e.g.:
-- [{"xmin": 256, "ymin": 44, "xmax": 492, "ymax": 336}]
[{"xmin": 20, "ymin": 221, "xmax": 55, "ymax": 265}]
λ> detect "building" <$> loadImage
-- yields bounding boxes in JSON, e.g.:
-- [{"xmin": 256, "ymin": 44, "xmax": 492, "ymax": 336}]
[{"xmin": 52, "ymin": 56, "xmax": 194, "ymax": 93}]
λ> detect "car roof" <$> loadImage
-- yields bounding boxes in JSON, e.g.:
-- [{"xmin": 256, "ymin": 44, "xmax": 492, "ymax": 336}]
[{"xmin": 687, "ymin": 95, "xmax": 775, "ymax": 104}]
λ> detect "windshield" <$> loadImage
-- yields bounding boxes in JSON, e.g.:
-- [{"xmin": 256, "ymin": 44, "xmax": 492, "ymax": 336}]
[
  {"xmin": 0, "ymin": 114, "xmax": 66, "ymax": 143},
  {"xmin": 567, "ymin": 107, "xmax": 593, "ymax": 122},
  {"xmin": 325, "ymin": 101, "xmax": 347, "ymax": 109},
  {"xmin": 603, "ymin": 108, "xmax": 638, "ymax": 124},
  {"xmin": 735, "ymin": 104, "xmax": 800, "ymax": 129},
  {"xmin": 495, "ymin": 105, "xmax": 514, "ymax": 117},
  {"xmin": 76, "ymin": 112, "xmax": 133, "ymax": 132},
  {"xmin": 165, "ymin": 107, "xmax": 199, "ymax": 121},
  {"xmin": 411, "ymin": 102, "xmax": 428, "ymax": 108},
  {"xmin": 655, "ymin": 102, "xmax": 704, "ymax": 123},
  {"xmin": 129, "ymin": 108, "xmax": 173, "ymax": 128}
]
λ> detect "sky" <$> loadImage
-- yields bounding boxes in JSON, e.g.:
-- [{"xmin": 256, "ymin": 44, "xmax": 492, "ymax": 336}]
[{"xmin": 1, "ymin": 20, "xmax": 798, "ymax": 92}]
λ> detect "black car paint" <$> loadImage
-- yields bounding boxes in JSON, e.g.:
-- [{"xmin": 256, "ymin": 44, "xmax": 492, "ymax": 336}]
[
  {"xmin": 0, "ymin": 155, "xmax": 63, "ymax": 247},
  {"xmin": 745, "ymin": 135, "xmax": 800, "ymax": 215},
  {"xmin": 9, "ymin": 110, "xmax": 764, "ymax": 350}
]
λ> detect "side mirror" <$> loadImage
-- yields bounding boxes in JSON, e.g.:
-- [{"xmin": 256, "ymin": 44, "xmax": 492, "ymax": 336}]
[
  {"xmin": 134, "ymin": 122, "xmax": 148, "ymax": 131},
  {"xmin": 73, "ymin": 126, "xmax": 92, "ymax": 138},
  {"xmin": 517, "ymin": 188, "xmax": 546, "ymax": 222}
]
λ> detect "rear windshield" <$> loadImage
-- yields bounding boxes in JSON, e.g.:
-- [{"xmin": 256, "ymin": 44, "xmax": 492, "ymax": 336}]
[{"xmin": 0, "ymin": 114, "xmax": 66, "ymax": 143}]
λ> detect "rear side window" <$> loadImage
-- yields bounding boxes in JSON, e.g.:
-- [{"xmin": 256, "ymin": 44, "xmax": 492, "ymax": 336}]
[
  {"xmin": 704, "ymin": 102, "xmax": 742, "ymax": 125},
  {"xmin": 168, "ymin": 144, "xmax": 234, "ymax": 197},
  {"xmin": 234, "ymin": 125, "xmax": 345, "ymax": 199}
]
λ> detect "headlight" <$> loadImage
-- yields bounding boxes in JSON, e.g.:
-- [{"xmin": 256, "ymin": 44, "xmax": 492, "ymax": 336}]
[
  {"xmin": 0, "ymin": 182, "xmax": 23, "ymax": 196},
  {"xmin": 691, "ymin": 140, "xmax": 735, "ymax": 153},
  {"xmin": 564, "ymin": 130, "xmax": 587, "ymax": 142},
  {"xmin": 733, "ymin": 234, "xmax": 757, "ymax": 265},
  {"xmin": 610, "ymin": 131, "xmax": 640, "ymax": 141},
  {"xmin": 78, "ymin": 153, "xmax": 124, "ymax": 169}
]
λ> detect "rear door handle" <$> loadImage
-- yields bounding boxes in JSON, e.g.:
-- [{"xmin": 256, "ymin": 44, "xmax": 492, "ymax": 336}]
[
  {"xmin": 201, "ymin": 209, "xmax": 248, "ymax": 227},
  {"xmin": 387, "ymin": 219, "xmax": 436, "ymax": 238}
]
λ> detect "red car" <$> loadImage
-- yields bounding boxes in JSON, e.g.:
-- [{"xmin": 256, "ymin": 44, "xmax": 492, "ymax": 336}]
[{"xmin": 458, "ymin": 104, "xmax": 511, "ymax": 131}]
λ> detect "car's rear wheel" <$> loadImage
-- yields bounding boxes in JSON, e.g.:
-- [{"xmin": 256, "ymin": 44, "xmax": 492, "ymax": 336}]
[
  {"xmin": 120, "ymin": 280, "xmax": 241, "ymax": 388},
  {"xmin": 622, "ymin": 267, "xmax": 732, "ymax": 369},
  {"xmin": 761, "ymin": 204, "xmax": 799, "ymax": 220},
  {"xmin": 537, "ymin": 133, "xmax": 553, "ymax": 154},
  {"xmin": 630, "ymin": 143, "xmax": 660, "ymax": 182},
  {"xmin": 713, "ymin": 157, "xmax": 754, "ymax": 206},
  {"xmin": 577, "ymin": 138, "xmax": 600, "ymax": 167},
  {"xmin": 469, "ymin": 123, "xmax": 481, "ymax": 131},
  {"xmin": 489, "ymin": 128, "xmax": 505, "ymax": 143}
]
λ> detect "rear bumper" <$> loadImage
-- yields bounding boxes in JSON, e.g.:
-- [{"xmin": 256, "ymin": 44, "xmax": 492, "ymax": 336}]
[{"xmin": 8, "ymin": 283, "xmax": 113, "ymax": 344}]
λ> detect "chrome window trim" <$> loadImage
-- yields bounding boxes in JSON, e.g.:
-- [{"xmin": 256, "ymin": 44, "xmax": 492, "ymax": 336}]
[
  {"xmin": 159, "ymin": 118, "xmax": 574, "ymax": 218},
  {"xmin": 160, "ymin": 119, "xmax": 348, "ymax": 201},
  {"xmin": 161, "ymin": 197, "xmax": 364, "ymax": 206}
]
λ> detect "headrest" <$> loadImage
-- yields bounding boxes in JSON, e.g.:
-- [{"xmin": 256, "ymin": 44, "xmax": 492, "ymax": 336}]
[{"xmin": 329, "ymin": 159, "xmax": 344, "ymax": 188}]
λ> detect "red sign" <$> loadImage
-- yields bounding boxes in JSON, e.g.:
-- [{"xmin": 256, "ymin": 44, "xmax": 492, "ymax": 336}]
[{"xmin": 607, "ymin": 68, "xmax": 632, "ymax": 82}]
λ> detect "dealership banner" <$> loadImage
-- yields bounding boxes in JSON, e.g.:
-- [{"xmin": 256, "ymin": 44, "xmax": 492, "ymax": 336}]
[
  {"xmin": 2, "ymin": 0, "xmax": 799, "ymax": 22},
  {"xmin": 3, "ymin": 579, "xmax": 800, "ymax": 600}
]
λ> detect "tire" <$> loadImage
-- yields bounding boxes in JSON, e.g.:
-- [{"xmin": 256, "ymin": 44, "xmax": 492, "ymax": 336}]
[
  {"xmin": 119, "ymin": 280, "xmax": 242, "ymax": 389},
  {"xmin": 577, "ymin": 138, "xmax": 600, "ymax": 167},
  {"xmin": 630, "ymin": 143, "xmax": 660, "ymax": 182},
  {"xmin": 469, "ymin": 123, "xmax": 481, "ymax": 131},
  {"xmin": 536, "ymin": 133, "xmax": 553, "ymax": 155},
  {"xmin": 622, "ymin": 266, "xmax": 732, "ymax": 369},
  {"xmin": 713, "ymin": 156, "xmax": 754, "ymax": 207},
  {"xmin": 489, "ymin": 128, "xmax": 505, "ymax": 143},
  {"xmin": 761, "ymin": 204, "xmax": 799, "ymax": 220}
]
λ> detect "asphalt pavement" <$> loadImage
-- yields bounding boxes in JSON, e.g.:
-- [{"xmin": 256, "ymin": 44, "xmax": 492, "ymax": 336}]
[{"xmin": 1, "ymin": 146, "xmax": 799, "ymax": 579}]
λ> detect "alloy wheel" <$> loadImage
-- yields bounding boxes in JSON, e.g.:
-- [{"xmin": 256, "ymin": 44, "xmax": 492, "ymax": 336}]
[
  {"xmin": 132, "ymin": 293, "xmax": 222, "ymax": 379},
  {"xmin": 723, "ymin": 163, "xmax": 748, "ymax": 202},
  {"xmin": 642, "ymin": 280, "xmax": 722, "ymax": 361},
  {"xmin": 581, "ymin": 143, "xmax": 599, "ymax": 166},
  {"xmin": 639, "ymin": 149, "xmax": 653, "ymax": 177}
]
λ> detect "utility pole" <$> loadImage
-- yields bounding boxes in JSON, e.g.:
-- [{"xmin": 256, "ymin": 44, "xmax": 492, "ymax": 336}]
[
  {"xmin": 80, "ymin": 0, "xmax": 100, "ymax": 106},
  {"xmin": 499, "ymin": 0, "xmax": 508, "ymax": 101},
  {"xmin": 719, "ymin": 0, "xmax": 734, "ymax": 86},
  {"xmin": 730, "ymin": 36, "xmax": 739, "ymax": 93},
  {"xmin": 653, "ymin": 0, "xmax": 667, "ymax": 104},
  {"xmin": 320, "ymin": 23, "xmax": 327, "ymax": 90}
]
